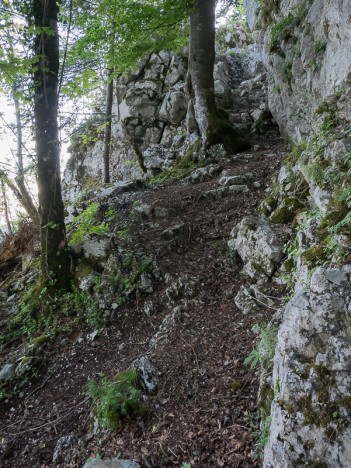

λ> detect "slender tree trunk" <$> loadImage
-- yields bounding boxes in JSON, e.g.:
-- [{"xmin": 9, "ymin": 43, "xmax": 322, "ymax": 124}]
[
  {"xmin": 1, "ymin": 180, "xmax": 13, "ymax": 234},
  {"xmin": 189, "ymin": 0, "xmax": 250, "ymax": 152},
  {"xmin": 103, "ymin": 68, "xmax": 114, "ymax": 183},
  {"xmin": 12, "ymin": 88, "xmax": 39, "ymax": 221},
  {"xmin": 32, "ymin": 0, "xmax": 71, "ymax": 290},
  {"xmin": 5, "ymin": 28, "xmax": 39, "ymax": 222}
]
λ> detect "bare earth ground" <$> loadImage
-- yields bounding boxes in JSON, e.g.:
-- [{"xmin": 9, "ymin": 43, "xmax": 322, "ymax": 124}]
[{"xmin": 0, "ymin": 128, "xmax": 287, "ymax": 467}]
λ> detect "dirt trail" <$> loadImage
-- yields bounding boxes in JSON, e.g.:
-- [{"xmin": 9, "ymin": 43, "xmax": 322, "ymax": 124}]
[{"xmin": 0, "ymin": 128, "xmax": 287, "ymax": 467}]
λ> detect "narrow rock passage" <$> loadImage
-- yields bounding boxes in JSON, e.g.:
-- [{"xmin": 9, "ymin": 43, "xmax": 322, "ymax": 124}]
[{"xmin": 0, "ymin": 129, "xmax": 287, "ymax": 467}]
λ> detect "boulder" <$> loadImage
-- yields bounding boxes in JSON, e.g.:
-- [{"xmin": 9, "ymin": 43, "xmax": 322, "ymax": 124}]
[
  {"xmin": 143, "ymin": 144, "xmax": 176, "ymax": 173},
  {"xmin": 0, "ymin": 363, "xmax": 15, "ymax": 382},
  {"xmin": 229, "ymin": 215, "xmax": 289, "ymax": 283},
  {"xmin": 185, "ymin": 164, "xmax": 223, "ymax": 184},
  {"xmin": 96, "ymin": 180, "xmax": 145, "ymax": 201},
  {"xmin": 159, "ymin": 90, "xmax": 187, "ymax": 125},
  {"xmin": 160, "ymin": 275, "xmax": 200, "ymax": 306},
  {"xmin": 203, "ymin": 185, "xmax": 249, "ymax": 200},
  {"xmin": 219, "ymin": 175, "xmax": 248, "ymax": 186},
  {"xmin": 82, "ymin": 235, "xmax": 111, "ymax": 263},
  {"xmin": 149, "ymin": 305, "xmax": 184, "ymax": 348}
]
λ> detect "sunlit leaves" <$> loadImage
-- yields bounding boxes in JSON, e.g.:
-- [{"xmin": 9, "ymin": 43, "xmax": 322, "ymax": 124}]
[{"xmin": 62, "ymin": 0, "xmax": 191, "ymax": 97}]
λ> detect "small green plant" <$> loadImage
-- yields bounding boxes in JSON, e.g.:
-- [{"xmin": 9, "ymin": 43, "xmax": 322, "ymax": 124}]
[
  {"xmin": 244, "ymin": 324, "xmax": 278, "ymax": 371},
  {"xmin": 61, "ymin": 286, "xmax": 106, "ymax": 329},
  {"xmin": 314, "ymin": 40, "xmax": 327, "ymax": 54},
  {"xmin": 270, "ymin": 15, "xmax": 296, "ymax": 53},
  {"xmin": 87, "ymin": 370, "xmax": 144, "ymax": 430},
  {"xmin": 69, "ymin": 202, "xmax": 116, "ymax": 245},
  {"xmin": 244, "ymin": 348, "xmax": 260, "ymax": 369},
  {"xmin": 256, "ymin": 0, "xmax": 279, "ymax": 26},
  {"xmin": 257, "ymin": 411, "xmax": 272, "ymax": 453}
]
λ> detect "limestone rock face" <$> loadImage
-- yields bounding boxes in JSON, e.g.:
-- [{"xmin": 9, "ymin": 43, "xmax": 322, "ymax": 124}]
[
  {"xmin": 228, "ymin": 216, "xmax": 289, "ymax": 283},
  {"xmin": 63, "ymin": 46, "xmax": 269, "ymax": 206},
  {"xmin": 244, "ymin": 0, "xmax": 351, "ymax": 141},
  {"xmin": 264, "ymin": 267, "xmax": 351, "ymax": 467},
  {"xmin": 159, "ymin": 90, "xmax": 187, "ymax": 125}
]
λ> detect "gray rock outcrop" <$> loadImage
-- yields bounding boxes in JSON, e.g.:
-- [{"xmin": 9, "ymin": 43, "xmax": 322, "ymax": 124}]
[
  {"xmin": 63, "ymin": 43, "xmax": 269, "ymax": 206},
  {"xmin": 228, "ymin": 215, "xmax": 289, "ymax": 283},
  {"xmin": 264, "ymin": 267, "xmax": 351, "ymax": 466},
  {"xmin": 244, "ymin": 0, "xmax": 351, "ymax": 142}
]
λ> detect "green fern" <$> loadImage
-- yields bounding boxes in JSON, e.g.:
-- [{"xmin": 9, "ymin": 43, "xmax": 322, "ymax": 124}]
[{"xmin": 87, "ymin": 370, "xmax": 144, "ymax": 430}]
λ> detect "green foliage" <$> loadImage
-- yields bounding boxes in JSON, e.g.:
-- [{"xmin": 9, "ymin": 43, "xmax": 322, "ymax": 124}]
[
  {"xmin": 63, "ymin": 0, "xmax": 191, "ymax": 97},
  {"xmin": 270, "ymin": 15, "xmax": 296, "ymax": 53},
  {"xmin": 87, "ymin": 370, "xmax": 144, "ymax": 430},
  {"xmin": 69, "ymin": 202, "xmax": 115, "ymax": 245},
  {"xmin": 244, "ymin": 324, "xmax": 278, "ymax": 372},
  {"xmin": 1, "ymin": 280, "xmax": 107, "ymax": 348},
  {"xmin": 149, "ymin": 166, "xmax": 194, "ymax": 185},
  {"xmin": 314, "ymin": 40, "xmax": 327, "ymax": 55},
  {"xmin": 278, "ymin": 60, "xmax": 293, "ymax": 84},
  {"xmin": 68, "ymin": 117, "xmax": 106, "ymax": 153},
  {"xmin": 256, "ymin": 0, "xmax": 279, "ymax": 26},
  {"xmin": 60, "ymin": 286, "xmax": 106, "ymax": 329},
  {"xmin": 98, "ymin": 251, "xmax": 156, "ymax": 307},
  {"xmin": 244, "ymin": 348, "xmax": 260, "ymax": 369}
]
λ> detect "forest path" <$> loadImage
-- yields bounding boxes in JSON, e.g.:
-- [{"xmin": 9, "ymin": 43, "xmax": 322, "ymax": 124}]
[{"xmin": 0, "ymin": 127, "xmax": 287, "ymax": 467}]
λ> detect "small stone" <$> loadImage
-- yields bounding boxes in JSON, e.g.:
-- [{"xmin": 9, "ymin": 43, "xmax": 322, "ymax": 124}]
[
  {"xmin": 79, "ymin": 273, "xmax": 98, "ymax": 291},
  {"xmin": 6, "ymin": 294, "xmax": 16, "ymax": 304},
  {"xmin": 254, "ymin": 181, "xmax": 261, "ymax": 188},
  {"xmin": 87, "ymin": 330, "xmax": 99, "ymax": 342},
  {"xmin": 135, "ymin": 204, "xmax": 153, "ymax": 218},
  {"xmin": 0, "ymin": 364, "xmax": 15, "ymax": 382},
  {"xmin": 161, "ymin": 223, "xmax": 189, "ymax": 240},
  {"xmin": 139, "ymin": 274, "xmax": 153, "ymax": 294},
  {"xmin": 132, "ymin": 356, "xmax": 160, "ymax": 394},
  {"xmin": 253, "ymin": 145, "xmax": 262, "ymax": 151},
  {"xmin": 52, "ymin": 435, "xmax": 73, "ymax": 464},
  {"xmin": 83, "ymin": 459, "xmax": 140, "ymax": 468},
  {"xmin": 186, "ymin": 164, "xmax": 223, "ymax": 184},
  {"xmin": 143, "ymin": 301, "xmax": 155, "ymax": 316},
  {"xmin": 219, "ymin": 175, "xmax": 247, "ymax": 186},
  {"xmin": 153, "ymin": 206, "xmax": 168, "ymax": 217}
]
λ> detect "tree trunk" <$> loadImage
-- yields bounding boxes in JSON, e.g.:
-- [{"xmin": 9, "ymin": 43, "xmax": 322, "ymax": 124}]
[
  {"xmin": 32, "ymin": 0, "xmax": 71, "ymax": 291},
  {"xmin": 102, "ymin": 68, "xmax": 114, "ymax": 184},
  {"xmin": 1, "ymin": 179, "xmax": 13, "ymax": 234},
  {"xmin": 5, "ymin": 28, "xmax": 39, "ymax": 222},
  {"xmin": 12, "ymin": 88, "xmax": 39, "ymax": 222},
  {"xmin": 188, "ymin": 0, "xmax": 250, "ymax": 152}
]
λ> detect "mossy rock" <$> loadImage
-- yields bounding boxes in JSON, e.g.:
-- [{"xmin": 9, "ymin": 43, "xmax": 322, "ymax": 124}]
[
  {"xmin": 301, "ymin": 245, "xmax": 328, "ymax": 266},
  {"xmin": 75, "ymin": 261, "xmax": 95, "ymax": 281}
]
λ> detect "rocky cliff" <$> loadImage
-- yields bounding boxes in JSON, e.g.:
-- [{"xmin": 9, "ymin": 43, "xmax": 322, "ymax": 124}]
[
  {"xmin": 63, "ymin": 39, "xmax": 269, "ymax": 212},
  {"xmin": 245, "ymin": 0, "xmax": 351, "ymax": 140},
  {"xmin": 239, "ymin": 1, "xmax": 351, "ymax": 465}
]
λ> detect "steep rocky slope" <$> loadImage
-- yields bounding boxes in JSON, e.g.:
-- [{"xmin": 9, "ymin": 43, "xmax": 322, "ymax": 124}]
[
  {"xmin": 2, "ymin": 2, "xmax": 351, "ymax": 466},
  {"xmin": 0, "ymin": 128, "xmax": 286, "ymax": 467}
]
